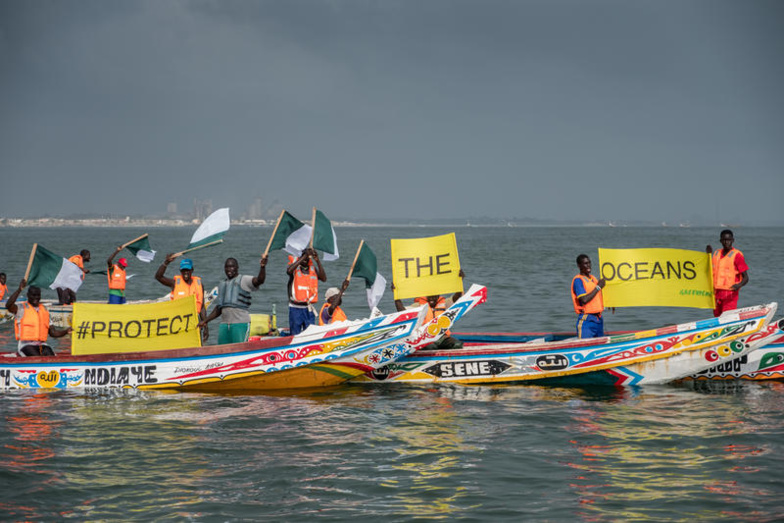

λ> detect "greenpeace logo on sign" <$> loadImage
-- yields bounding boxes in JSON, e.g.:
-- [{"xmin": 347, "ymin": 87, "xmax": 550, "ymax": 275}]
[
  {"xmin": 536, "ymin": 354, "xmax": 569, "ymax": 371},
  {"xmin": 423, "ymin": 360, "xmax": 511, "ymax": 378}
]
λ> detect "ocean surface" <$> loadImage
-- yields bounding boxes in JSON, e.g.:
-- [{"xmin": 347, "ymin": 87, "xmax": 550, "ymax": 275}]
[{"xmin": 1, "ymin": 225, "xmax": 783, "ymax": 521}]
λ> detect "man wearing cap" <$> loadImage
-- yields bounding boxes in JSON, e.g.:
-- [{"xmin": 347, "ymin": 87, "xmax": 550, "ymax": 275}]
[
  {"xmin": 156, "ymin": 253, "xmax": 208, "ymax": 340},
  {"xmin": 107, "ymin": 246, "xmax": 129, "ymax": 304},
  {"xmin": 319, "ymin": 279, "xmax": 350, "ymax": 326}
]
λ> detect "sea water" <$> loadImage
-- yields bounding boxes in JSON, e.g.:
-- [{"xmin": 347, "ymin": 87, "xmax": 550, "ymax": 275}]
[{"xmin": 1, "ymin": 225, "xmax": 783, "ymax": 521}]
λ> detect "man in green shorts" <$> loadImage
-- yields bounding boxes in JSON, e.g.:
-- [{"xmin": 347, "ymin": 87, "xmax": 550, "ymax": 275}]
[{"xmin": 199, "ymin": 256, "xmax": 267, "ymax": 345}]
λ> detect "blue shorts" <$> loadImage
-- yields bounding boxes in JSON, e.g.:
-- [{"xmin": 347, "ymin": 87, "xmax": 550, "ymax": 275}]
[
  {"xmin": 289, "ymin": 305, "xmax": 316, "ymax": 336},
  {"xmin": 576, "ymin": 313, "xmax": 604, "ymax": 338},
  {"xmin": 108, "ymin": 294, "xmax": 126, "ymax": 305}
]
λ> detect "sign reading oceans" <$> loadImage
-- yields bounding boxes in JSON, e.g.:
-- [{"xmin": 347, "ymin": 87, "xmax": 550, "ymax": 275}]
[
  {"xmin": 72, "ymin": 297, "xmax": 202, "ymax": 355},
  {"xmin": 391, "ymin": 233, "xmax": 463, "ymax": 301},
  {"xmin": 598, "ymin": 248, "xmax": 714, "ymax": 309}
]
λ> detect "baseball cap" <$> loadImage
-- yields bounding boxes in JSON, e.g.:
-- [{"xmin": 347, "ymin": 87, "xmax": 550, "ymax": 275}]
[
  {"xmin": 118, "ymin": 258, "xmax": 128, "ymax": 268},
  {"xmin": 180, "ymin": 258, "xmax": 194, "ymax": 270},
  {"xmin": 325, "ymin": 287, "xmax": 340, "ymax": 301}
]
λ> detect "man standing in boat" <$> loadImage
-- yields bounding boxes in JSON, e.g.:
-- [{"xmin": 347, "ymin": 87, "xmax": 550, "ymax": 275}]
[
  {"xmin": 571, "ymin": 254, "xmax": 607, "ymax": 338},
  {"xmin": 0, "ymin": 273, "xmax": 7, "ymax": 301},
  {"xmin": 107, "ymin": 246, "xmax": 129, "ymax": 304},
  {"xmin": 286, "ymin": 248, "xmax": 327, "ymax": 335},
  {"xmin": 156, "ymin": 254, "xmax": 208, "ymax": 341},
  {"xmin": 706, "ymin": 229, "xmax": 749, "ymax": 317},
  {"xmin": 57, "ymin": 249, "xmax": 90, "ymax": 305},
  {"xmin": 199, "ymin": 256, "xmax": 267, "ymax": 344},
  {"xmin": 5, "ymin": 279, "xmax": 71, "ymax": 356}
]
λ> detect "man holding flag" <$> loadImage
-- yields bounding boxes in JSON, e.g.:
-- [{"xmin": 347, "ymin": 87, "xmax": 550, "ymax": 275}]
[
  {"xmin": 106, "ymin": 247, "xmax": 130, "ymax": 304},
  {"xmin": 199, "ymin": 255, "xmax": 268, "ymax": 345},
  {"xmin": 57, "ymin": 249, "xmax": 90, "ymax": 305},
  {"xmin": 5, "ymin": 279, "xmax": 71, "ymax": 356},
  {"xmin": 156, "ymin": 254, "xmax": 208, "ymax": 341},
  {"xmin": 287, "ymin": 248, "xmax": 327, "ymax": 335}
]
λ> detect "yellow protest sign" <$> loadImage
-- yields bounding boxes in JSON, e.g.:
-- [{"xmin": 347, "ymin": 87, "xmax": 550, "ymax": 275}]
[
  {"xmin": 72, "ymin": 296, "xmax": 202, "ymax": 355},
  {"xmin": 598, "ymin": 248, "xmax": 714, "ymax": 308},
  {"xmin": 391, "ymin": 233, "xmax": 463, "ymax": 300}
]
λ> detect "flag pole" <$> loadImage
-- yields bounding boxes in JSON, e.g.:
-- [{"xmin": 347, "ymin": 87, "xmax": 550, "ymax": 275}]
[
  {"xmin": 174, "ymin": 239, "xmax": 224, "ymax": 258},
  {"xmin": 120, "ymin": 233, "xmax": 149, "ymax": 250},
  {"xmin": 308, "ymin": 207, "xmax": 316, "ymax": 250},
  {"xmin": 346, "ymin": 240, "xmax": 364, "ymax": 282},
  {"xmin": 262, "ymin": 209, "xmax": 286, "ymax": 258},
  {"xmin": 23, "ymin": 243, "xmax": 38, "ymax": 281}
]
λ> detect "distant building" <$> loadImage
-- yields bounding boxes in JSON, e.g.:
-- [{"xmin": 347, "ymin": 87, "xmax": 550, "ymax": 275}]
[
  {"xmin": 248, "ymin": 197, "xmax": 263, "ymax": 220},
  {"xmin": 193, "ymin": 198, "xmax": 213, "ymax": 220}
]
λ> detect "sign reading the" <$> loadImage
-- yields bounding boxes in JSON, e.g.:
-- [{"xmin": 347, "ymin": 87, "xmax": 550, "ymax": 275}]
[{"xmin": 391, "ymin": 233, "xmax": 463, "ymax": 300}]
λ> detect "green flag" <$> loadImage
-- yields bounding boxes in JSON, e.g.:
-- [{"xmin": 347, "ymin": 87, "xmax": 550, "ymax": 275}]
[
  {"xmin": 27, "ymin": 245, "xmax": 84, "ymax": 292},
  {"xmin": 351, "ymin": 242, "xmax": 386, "ymax": 309},
  {"xmin": 125, "ymin": 236, "xmax": 156, "ymax": 262}
]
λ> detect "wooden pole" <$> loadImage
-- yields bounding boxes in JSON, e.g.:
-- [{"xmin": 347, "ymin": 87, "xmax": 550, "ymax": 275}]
[
  {"xmin": 120, "ymin": 233, "xmax": 148, "ymax": 250},
  {"xmin": 23, "ymin": 243, "xmax": 38, "ymax": 282},
  {"xmin": 262, "ymin": 209, "xmax": 286, "ymax": 258},
  {"xmin": 308, "ymin": 207, "xmax": 316, "ymax": 250},
  {"xmin": 173, "ymin": 239, "xmax": 224, "ymax": 258},
  {"xmin": 346, "ymin": 240, "xmax": 364, "ymax": 282}
]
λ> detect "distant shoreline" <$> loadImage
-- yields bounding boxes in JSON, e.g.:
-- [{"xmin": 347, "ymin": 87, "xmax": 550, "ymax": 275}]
[{"xmin": 1, "ymin": 218, "xmax": 780, "ymax": 228}]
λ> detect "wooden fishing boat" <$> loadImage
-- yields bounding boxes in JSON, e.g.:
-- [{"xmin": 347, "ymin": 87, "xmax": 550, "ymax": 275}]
[
  {"xmin": 0, "ymin": 284, "xmax": 487, "ymax": 392},
  {"xmin": 355, "ymin": 303, "xmax": 780, "ymax": 387},
  {"xmin": 0, "ymin": 306, "xmax": 425, "ymax": 392},
  {"xmin": 687, "ymin": 332, "xmax": 784, "ymax": 381}
]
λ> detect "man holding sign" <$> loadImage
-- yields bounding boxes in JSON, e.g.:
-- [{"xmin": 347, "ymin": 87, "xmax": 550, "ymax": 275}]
[
  {"xmin": 571, "ymin": 254, "xmax": 607, "ymax": 339},
  {"xmin": 706, "ymin": 229, "xmax": 749, "ymax": 317},
  {"xmin": 391, "ymin": 233, "xmax": 465, "ymax": 350}
]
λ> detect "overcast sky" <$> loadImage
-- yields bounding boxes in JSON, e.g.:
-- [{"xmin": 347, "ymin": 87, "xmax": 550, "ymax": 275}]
[{"xmin": 1, "ymin": 0, "xmax": 782, "ymax": 224}]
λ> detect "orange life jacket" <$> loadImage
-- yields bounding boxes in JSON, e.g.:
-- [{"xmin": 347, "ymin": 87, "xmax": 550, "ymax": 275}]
[
  {"xmin": 108, "ymin": 265, "xmax": 126, "ymax": 290},
  {"xmin": 712, "ymin": 248, "xmax": 743, "ymax": 291},
  {"xmin": 318, "ymin": 303, "xmax": 347, "ymax": 325},
  {"xmin": 0, "ymin": 283, "xmax": 7, "ymax": 300},
  {"xmin": 289, "ymin": 256, "xmax": 319, "ymax": 304},
  {"xmin": 415, "ymin": 296, "xmax": 447, "ymax": 323},
  {"xmin": 69, "ymin": 254, "xmax": 85, "ymax": 281},
  {"xmin": 14, "ymin": 302, "xmax": 50, "ymax": 342},
  {"xmin": 414, "ymin": 296, "xmax": 451, "ymax": 334},
  {"xmin": 571, "ymin": 274, "xmax": 603, "ymax": 315},
  {"xmin": 171, "ymin": 275, "xmax": 204, "ymax": 311}
]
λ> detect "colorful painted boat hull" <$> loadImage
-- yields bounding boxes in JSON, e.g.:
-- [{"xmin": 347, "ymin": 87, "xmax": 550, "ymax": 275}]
[
  {"xmin": 355, "ymin": 303, "xmax": 779, "ymax": 387},
  {"xmin": 686, "ymin": 332, "xmax": 784, "ymax": 381},
  {"xmin": 0, "ymin": 307, "xmax": 424, "ymax": 392}
]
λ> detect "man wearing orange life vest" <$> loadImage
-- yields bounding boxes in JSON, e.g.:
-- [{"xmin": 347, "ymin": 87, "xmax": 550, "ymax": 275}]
[
  {"xmin": 5, "ymin": 279, "xmax": 71, "ymax": 356},
  {"xmin": 57, "ymin": 249, "xmax": 90, "ymax": 305},
  {"xmin": 394, "ymin": 269, "xmax": 465, "ymax": 350},
  {"xmin": 156, "ymin": 254, "xmax": 208, "ymax": 341},
  {"xmin": 571, "ymin": 254, "xmax": 607, "ymax": 338},
  {"xmin": 0, "ymin": 273, "xmax": 7, "ymax": 301},
  {"xmin": 706, "ymin": 229, "xmax": 749, "ymax": 317},
  {"xmin": 287, "ymin": 248, "xmax": 327, "ymax": 335},
  {"xmin": 319, "ymin": 279, "xmax": 350, "ymax": 326},
  {"xmin": 107, "ymin": 246, "xmax": 129, "ymax": 304}
]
